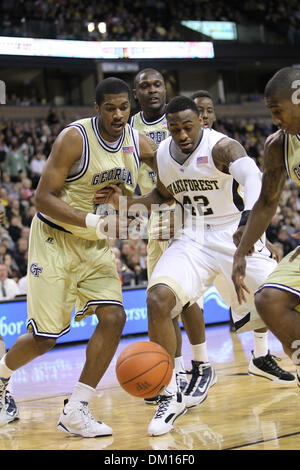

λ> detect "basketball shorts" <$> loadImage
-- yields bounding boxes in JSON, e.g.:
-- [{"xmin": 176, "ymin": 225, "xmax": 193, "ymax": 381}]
[
  {"xmin": 27, "ymin": 215, "xmax": 123, "ymax": 339},
  {"xmin": 255, "ymin": 247, "xmax": 300, "ymax": 302},
  {"xmin": 147, "ymin": 221, "xmax": 277, "ymax": 330}
]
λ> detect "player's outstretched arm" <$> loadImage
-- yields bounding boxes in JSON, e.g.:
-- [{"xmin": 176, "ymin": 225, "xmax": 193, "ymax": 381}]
[{"xmin": 232, "ymin": 131, "xmax": 286, "ymax": 303}]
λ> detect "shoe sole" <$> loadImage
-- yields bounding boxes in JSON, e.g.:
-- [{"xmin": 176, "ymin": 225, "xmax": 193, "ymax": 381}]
[
  {"xmin": 57, "ymin": 421, "xmax": 113, "ymax": 438},
  {"xmin": 148, "ymin": 407, "xmax": 187, "ymax": 437},
  {"xmin": 185, "ymin": 373, "xmax": 218, "ymax": 409},
  {"xmin": 248, "ymin": 364, "xmax": 296, "ymax": 384}
]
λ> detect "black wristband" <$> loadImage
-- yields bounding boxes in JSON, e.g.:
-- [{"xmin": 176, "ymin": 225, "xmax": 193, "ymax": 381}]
[{"xmin": 238, "ymin": 210, "xmax": 251, "ymax": 228}]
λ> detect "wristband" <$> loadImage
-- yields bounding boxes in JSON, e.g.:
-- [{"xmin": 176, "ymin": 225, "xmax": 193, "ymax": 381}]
[
  {"xmin": 238, "ymin": 210, "xmax": 251, "ymax": 228},
  {"xmin": 85, "ymin": 213, "xmax": 100, "ymax": 228}
]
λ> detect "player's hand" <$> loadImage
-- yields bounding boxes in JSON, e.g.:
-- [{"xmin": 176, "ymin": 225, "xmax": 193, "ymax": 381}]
[
  {"xmin": 93, "ymin": 184, "xmax": 122, "ymax": 211},
  {"xmin": 150, "ymin": 209, "xmax": 183, "ymax": 241},
  {"xmin": 266, "ymin": 240, "xmax": 282, "ymax": 263},
  {"xmin": 289, "ymin": 234, "xmax": 300, "ymax": 262},
  {"xmin": 232, "ymin": 226, "xmax": 254, "ymax": 255},
  {"xmin": 231, "ymin": 252, "xmax": 250, "ymax": 304}
]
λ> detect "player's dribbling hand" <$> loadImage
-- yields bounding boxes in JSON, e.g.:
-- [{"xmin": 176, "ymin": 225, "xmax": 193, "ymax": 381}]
[{"xmin": 231, "ymin": 252, "xmax": 250, "ymax": 304}]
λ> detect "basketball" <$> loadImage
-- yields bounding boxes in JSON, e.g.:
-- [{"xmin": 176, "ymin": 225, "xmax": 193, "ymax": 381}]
[{"xmin": 116, "ymin": 341, "xmax": 172, "ymax": 398}]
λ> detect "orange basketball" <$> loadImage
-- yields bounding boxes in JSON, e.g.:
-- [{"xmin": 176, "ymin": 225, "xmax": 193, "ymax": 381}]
[{"xmin": 116, "ymin": 341, "xmax": 172, "ymax": 398}]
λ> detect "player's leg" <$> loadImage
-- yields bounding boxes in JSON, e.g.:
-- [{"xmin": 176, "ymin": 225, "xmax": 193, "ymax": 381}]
[
  {"xmin": 58, "ymin": 303, "xmax": 126, "ymax": 438},
  {"xmin": 146, "ymin": 284, "xmax": 187, "ymax": 436},
  {"xmin": 255, "ymin": 287, "xmax": 300, "ymax": 365},
  {"xmin": 146, "ymin": 237, "xmax": 214, "ymax": 435},
  {"xmin": 0, "ymin": 333, "xmax": 56, "ymax": 426},
  {"xmin": 58, "ymin": 240, "xmax": 126, "ymax": 438},
  {"xmin": 253, "ymin": 251, "xmax": 300, "ymax": 384},
  {"xmin": 180, "ymin": 301, "xmax": 217, "ymax": 408},
  {"xmin": 242, "ymin": 251, "xmax": 295, "ymax": 383}
]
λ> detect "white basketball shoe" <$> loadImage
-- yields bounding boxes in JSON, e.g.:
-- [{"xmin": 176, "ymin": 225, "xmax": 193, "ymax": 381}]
[
  {"xmin": 148, "ymin": 392, "xmax": 187, "ymax": 436},
  {"xmin": 57, "ymin": 399, "xmax": 113, "ymax": 438}
]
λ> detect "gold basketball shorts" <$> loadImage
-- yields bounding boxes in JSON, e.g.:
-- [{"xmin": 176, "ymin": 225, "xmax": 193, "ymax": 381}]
[{"xmin": 27, "ymin": 214, "xmax": 123, "ymax": 338}]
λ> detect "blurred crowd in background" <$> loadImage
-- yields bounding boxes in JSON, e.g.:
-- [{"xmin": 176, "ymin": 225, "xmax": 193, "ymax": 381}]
[
  {"xmin": 0, "ymin": 110, "xmax": 299, "ymax": 293},
  {"xmin": 0, "ymin": 0, "xmax": 299, "ymax": 43}
]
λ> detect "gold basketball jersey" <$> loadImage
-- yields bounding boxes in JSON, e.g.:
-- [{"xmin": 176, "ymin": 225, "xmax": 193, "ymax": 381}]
[
  {"xmin": 284, "ymin": 133, "xmax": 300, "ymax": 187},
  {"xmin": 130, "ymin": 111, "xmax": 170, "ymax": 194},
  {"xmin": 44, "ymin": 117, "xmax": 140, "ymax": 240}
]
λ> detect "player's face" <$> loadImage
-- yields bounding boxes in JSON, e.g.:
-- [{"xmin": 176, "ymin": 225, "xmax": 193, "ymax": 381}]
[
  {"xmin": 265, "ymin": 96, "xmax": 300, "ymax": 135},
  {"xmin": 167, "ymin": 109, "xmax": 202, "ymax": 154},
  {"xmin": 96, "ymin": 93, "xmax": 131, "ymax": 141},
  {"xmin": 134, "ymin": 72, "xmax": 166, "ymax": 113},
  {"xmin": 193, "ymin": 97, "xmax": 216, "ymax": 128}
]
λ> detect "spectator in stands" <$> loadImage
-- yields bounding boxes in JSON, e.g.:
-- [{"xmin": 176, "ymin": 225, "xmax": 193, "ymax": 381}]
[
  {"xmin": 7, "ymin": 215, "xmax": 23, "ymax": 243},
  {"xmin": 277, "ymin": 226, "xmax": 297, "ymax": 257},
  {"xmin": 4, "ymin": 137, "xmax": 29, "ymax": 182},
  {"xmin": 3, "ymin": 253, "xmax": 20, "ymax": 280},
  {"xmin": 30, "ymin": 145, "xmax": 47, "ymax": 188},
  {"xmin": 0, "ymin": 263, "xmax": 20, "ymax": 300}
]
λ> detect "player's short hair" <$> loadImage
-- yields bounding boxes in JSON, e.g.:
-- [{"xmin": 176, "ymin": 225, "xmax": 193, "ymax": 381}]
[
  {"xmin": 95, "ymin": 78, "xmax": 131, "ymax": 105},
  {"xmin": 165, "ymin": 96, "xmax": 199, "ymax": 116},
  {"xmin": 134, "ymin": 68, "xmax": 164, "ymax": 88},
  {"xmin": 264, "ymin": 67, "xmax": 300, "ymax": 100},
  {"xmin": 191, "ymin": 90, "xmax": 213, "ymax": 101}
]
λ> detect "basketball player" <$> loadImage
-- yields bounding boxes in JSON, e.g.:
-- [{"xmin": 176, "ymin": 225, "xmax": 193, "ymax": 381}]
[
  {"xmin": 232, "ymin": 67, "xmax": 300, "ymax": 383},
  {"xmin": 192, "ymin": 90, "xmax": 292, "ymax": 384},
  {"xmin": 131, "ymin": 69, "xmax": 216, "ymax": 408},
  {"xmin": 101, "ymin": 96, "xmax": 292, "ymax": 436},
  {"xmin": 0, "ymin": 77, "xmax": 157, "ymax": 436}
]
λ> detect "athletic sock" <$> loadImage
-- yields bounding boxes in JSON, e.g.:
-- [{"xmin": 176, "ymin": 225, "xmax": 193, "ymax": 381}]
[
  {"xmin": 253, "ymin": 331, "xmax": 269, "ymax": 358},
  {"xmin": 68, "ymin": 382, "xmax": 96, "ymax": 404},
  {"xmin": 174, "ymin": 356, "xmax": 185, "ymax": 374},
  {"xmin": 0, "ymin": 354, "xmax": 14, "ymax": 380},
  {"xmin": 163, "ymin": 369, "xmax": 178, "ymax": 396},
  {"xmin": 191, "ymin": 342, "xmax": 209, "ymax": 363}
]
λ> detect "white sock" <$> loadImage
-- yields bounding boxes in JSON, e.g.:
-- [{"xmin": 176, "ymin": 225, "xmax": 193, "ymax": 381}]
[
  {"xmin": 0, "ymin": 354, "xmax": 14, "ymax": 380},
  {"xmin": 295, "ymin": 365, "xmax": 300, "ymax": 378},
  {"xmin": 0, "ymin": 339, "xmax": 6, "ymax": 360},
  {"xmin": 253, "ymin": 331, "xmax": 268, "ymax": 358},
  {"xmin": 68, "ymin": 382, "xmax": 96, "ymax": 404},
  {"xmin": 163, "ymin": 369, "xmax": 178, "ymax": 396},
  {"xmin": 191, "ymin": 342, "xmax": 209, "ymax": 363},
  {"xmin": 174, "ymin": 356, "xmax": 185, "ymax": 374}
]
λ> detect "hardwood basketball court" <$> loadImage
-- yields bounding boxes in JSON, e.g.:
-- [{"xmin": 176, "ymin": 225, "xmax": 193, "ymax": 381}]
[{"xmin": 1, "ymin": 323, "xmax": 300, "ymax": 451}]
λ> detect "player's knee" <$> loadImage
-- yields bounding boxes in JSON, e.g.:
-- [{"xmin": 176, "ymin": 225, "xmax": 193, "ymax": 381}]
[
  {"xmin": 99, "ymin": 306, "xmax": 126, "ymax": 332},
  {"xmin": 33, "ymin": 335, "xmax": 57, "ymax": 355},
  {"xmin": 147, "ymin": 286, "xmax": 174, "ymax": 319},
  {"xmin": 255, "ymin": 289, "xmax": 273, "ymax": 319}
]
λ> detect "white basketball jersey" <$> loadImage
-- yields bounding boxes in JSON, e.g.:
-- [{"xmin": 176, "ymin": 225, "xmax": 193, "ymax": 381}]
[{"xmin": 156, "ymin": 128, "xmax": 244, "ymax": 238}]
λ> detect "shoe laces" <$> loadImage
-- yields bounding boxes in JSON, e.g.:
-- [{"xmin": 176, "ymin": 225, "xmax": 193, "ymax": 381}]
[
  {"xmin": 0, "ymin": 378, "xmax": 8, "ymax": 402},
  {"xmin": 154, "ymin": 395, "xmax": 173, "ymax": 419},
  {"xmin": 262, "ymin": 354, "xmax": 285, "ymax": 373},
  {"xmin": 185, "ymin": 362, "xmax": 207, "ymax": 395}
]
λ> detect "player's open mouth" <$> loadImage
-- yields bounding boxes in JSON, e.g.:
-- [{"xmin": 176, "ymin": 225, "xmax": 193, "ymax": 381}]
[
  {"xmin": 112, "ymin": 123, "xmax": 124, "ymax": 130},
  {"xmin": 180, "ymin": 142, "xmax": 193, "ymax": 149}
]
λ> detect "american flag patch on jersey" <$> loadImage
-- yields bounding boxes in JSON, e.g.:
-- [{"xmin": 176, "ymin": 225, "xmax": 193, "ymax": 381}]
[
  {"xmin": 122, "ymin": 146, "xmax": 134, "ymax": 154},
  {"xmin": 197, "ymin": 156, "xmax": 208, "ymax": 164}
]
